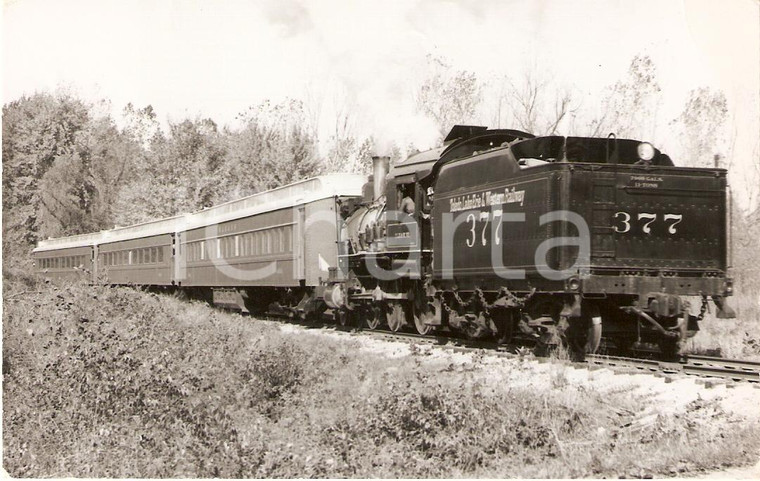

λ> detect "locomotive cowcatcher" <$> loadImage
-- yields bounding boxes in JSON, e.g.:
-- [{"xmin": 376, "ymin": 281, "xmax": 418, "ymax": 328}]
[{"xmin": 325, "ymin": 125, "xmax": 735, "ymax": 357}]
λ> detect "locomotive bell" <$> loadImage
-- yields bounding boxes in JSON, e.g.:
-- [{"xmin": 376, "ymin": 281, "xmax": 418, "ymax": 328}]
[{"xmin": 372, "ymin": 156, "xmax": 390, "ymax": 201}]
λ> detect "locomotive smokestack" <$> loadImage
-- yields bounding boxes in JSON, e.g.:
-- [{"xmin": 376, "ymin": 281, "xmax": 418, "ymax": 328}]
[{"xmin": 372, "ymin": 156, "xmax": 390, "ymax": 201}]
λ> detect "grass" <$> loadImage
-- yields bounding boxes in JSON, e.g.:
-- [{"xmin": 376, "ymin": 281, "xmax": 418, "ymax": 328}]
[
  {"xmin": 682, "ymin": 291, "xmax": 760, "ymax": 360},
  {"xmin": 3, "ymin": 271, "xmax": 760, "ymax": 477}
]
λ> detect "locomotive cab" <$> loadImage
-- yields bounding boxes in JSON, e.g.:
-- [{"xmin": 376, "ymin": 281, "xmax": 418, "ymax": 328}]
[{"xmin": 384, "ymin": 179, "xmax": 425, "ymax": 252}]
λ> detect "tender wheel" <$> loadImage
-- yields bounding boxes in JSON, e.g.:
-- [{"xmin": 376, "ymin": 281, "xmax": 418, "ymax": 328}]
[
  {"xmin": 523, "ymin": 297, "xmax": 564, "ymax": 354},
  {"xmin": 493, "ymin": 310, "xmax": 518, "ymax": 345},
  {"xmin": 658, "ymin": 338, "xmax": 682, "ymax": 360},
  {"xmin": 387, "ymin": 303, "xmax": 405, "ymax": 332},
  {"xmin": 612, "ymin": 335, "xmax": 638, "ymax": 354},
  {"xmin": 566, "ymin": 317, "xmax": 602, "ymax": 360},
  {"xmin": 366, "ymin": 303, "xmax": 384, "ymax": 330},
  {"xmin": 586, "ymin": 320, "xmax": 602, "ymax": 353},
  {"xmin": 658, "ymin": 318, "xmax": 687, "ymax": 360}
]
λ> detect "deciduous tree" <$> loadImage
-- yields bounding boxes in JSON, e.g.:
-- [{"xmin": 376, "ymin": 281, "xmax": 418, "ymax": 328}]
[
  {"xmin": 226, "ymin": 99, "xmax": 320, "ymax": 196},
  {"xmin": 415, "ymin": 55, "xmax": 481, "ymax": 142},
  {"xmin": 671, "ymin": 87, "xmax": 729, "ymax": 168},
  {"xmin": 489, "ymin": 71, "xmax": 577, "ymax": 135},
  {"xmin": 588, "ymin": 55, "xmax": 662, "ymax": 139},
  {"xmin": 113, "ymin": 118, "xmax": 229, "ymax": 224},
  {"xmin": 2, "ymin": 93, "xmax": 90, "ymax": 264}
]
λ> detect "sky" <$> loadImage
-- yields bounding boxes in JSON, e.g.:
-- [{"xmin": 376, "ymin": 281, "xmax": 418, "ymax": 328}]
[{"xmin": 3, "ymin": 0, "xmax": 759, "ymax": 210}]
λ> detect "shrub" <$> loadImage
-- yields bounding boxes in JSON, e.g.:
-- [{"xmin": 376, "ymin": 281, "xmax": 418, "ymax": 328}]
[{"xmin": 4, "ymin": 277, "xmax": 759, "ymax": 478}]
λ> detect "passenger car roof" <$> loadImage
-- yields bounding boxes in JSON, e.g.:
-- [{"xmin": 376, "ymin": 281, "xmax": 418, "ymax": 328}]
[{"xmin": 33, "ymin": 174, "xmax": 367, "ymax": 252}]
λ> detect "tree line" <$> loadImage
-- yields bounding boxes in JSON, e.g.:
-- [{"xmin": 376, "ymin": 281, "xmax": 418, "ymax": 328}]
[
  {"xmin": 1, "ymin": 95, "xmax": 373, "ymax": 267},
  {"xmin": 2, "ymin": 54, "xmax": 753, "ymax": 270}
]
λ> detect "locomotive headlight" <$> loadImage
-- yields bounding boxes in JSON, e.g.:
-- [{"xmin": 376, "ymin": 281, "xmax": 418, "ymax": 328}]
[
  {"xmin": 725, "ymin": 279, "xmax": 734, "ymax": 295},
  {"xmin": 637, "ymin": 142, "xmax": 656, "ymax": 161},
  {"xmin": 567, "ymin": 276, "xmax": 581, "ymax": 291}
]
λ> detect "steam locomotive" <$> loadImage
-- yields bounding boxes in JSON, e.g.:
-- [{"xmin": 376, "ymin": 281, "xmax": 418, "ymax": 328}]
[
  {"xmin": 34, "ymin": 125, "xmax": 735, "ymax": 357},
  {"xmin": 324, "ymin": 125, "xmax": 735, "ymax": 356}
]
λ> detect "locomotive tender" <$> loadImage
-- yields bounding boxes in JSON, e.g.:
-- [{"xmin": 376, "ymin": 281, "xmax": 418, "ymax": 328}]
[{"xmin": 34, "ymin": 126, "xmax": 735, "ymax": 356}]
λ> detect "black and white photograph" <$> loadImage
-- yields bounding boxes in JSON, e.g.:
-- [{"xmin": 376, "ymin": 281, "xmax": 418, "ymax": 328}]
[{"xmin": 3, "ymin": 0, "xmax": 760, "ymax": 478}]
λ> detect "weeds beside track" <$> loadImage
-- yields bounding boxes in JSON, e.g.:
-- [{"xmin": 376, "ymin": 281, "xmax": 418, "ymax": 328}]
[
  {"xmin": 4, "ymin": 274, "xmax": 760, "ymax": 478},
  {"xmin": 285, "ymin": 315, "xmax": 760, "ymax": 385}
]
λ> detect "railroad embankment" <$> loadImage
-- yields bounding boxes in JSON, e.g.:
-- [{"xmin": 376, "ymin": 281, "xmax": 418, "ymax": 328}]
[{"xmin": 3, "ymin": 271, "xmax": 760, "ymax": 478}]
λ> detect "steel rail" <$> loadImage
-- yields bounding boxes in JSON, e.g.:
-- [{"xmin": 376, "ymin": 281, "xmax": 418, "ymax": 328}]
[
  {"xmin": 264, "ymin": 313, "xmax": 760, "ymax": 384},
  {"xmin": 586, "ymin": 353, "xmax": 760, "ymax": 383},
  {"xmin": 685, "ymin": 355, "xmax": 760, "ymax": 370},
  {"xmin": 357, "ymin": 329, "xmax": 760, "ymax": 384},
  {"xmin": 681, "ymin": 364, "xmax": 760, "ymax": 382}
]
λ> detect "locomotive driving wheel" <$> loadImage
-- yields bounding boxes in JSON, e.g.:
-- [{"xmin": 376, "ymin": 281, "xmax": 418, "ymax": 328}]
[
  {"xmin": 413, "ymin": 301, "xmax": 437, "ymax": 335},
  {"xmin": 413, "ymin": 312, "xmax": 431, "ymax": 335},
  {"xmin": 365, "ymin": 303, "xmax": 384, "ymax": 330},
  {"xmin": 335, "ymin": 307, "xmax": 352, "ymax": 327},
  {"xmin": 387, "ymin": 302, "xmax": 405, "ymax": 332}
]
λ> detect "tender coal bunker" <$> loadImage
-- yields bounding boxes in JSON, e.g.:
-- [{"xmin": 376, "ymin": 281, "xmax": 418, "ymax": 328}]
[
  {"xmin": 510, "ymin": 136, "xmax": 565, "ymax": 162},
  {"xmin": 510, "ymin": 136, "xmax": 674, "ymax": 166},
  {"xmin": 438, "ymin": 130, "xmax": 534, "ymax": 164}
]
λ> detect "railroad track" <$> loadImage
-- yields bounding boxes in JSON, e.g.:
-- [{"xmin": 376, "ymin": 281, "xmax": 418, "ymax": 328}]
[
  {"xmin": 268, "ymin": 313, "xmax": 760, "ymax": 385},
  {"xmin": 682, "ymin": 355, "xmax": 760, "ymax": 383},
  {"xmin": 356, "ymin": 329, "xmax": 760, "ymax": 384},
  {"xmin": 573, "ymin": 353, "xmax": 760, "ymax": 383}
]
